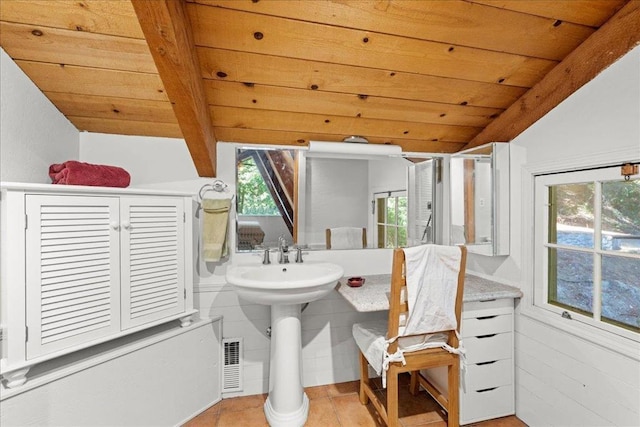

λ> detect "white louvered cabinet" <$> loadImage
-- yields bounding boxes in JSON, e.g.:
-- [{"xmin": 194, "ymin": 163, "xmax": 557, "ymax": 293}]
[
  {"xmin": 1, "ymin": 183, "xmax": 196, "ymax": 388},
  {"xmin": 119, "ymin": 197, "xmax": 185, "ymax": 330},
  {"xmin": 24, "ymin": 194, "xmax": 122, "ymax": 359}
]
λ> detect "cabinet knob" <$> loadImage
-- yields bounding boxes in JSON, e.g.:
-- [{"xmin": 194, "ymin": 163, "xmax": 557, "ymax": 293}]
[
  {"xmin": 111, "ymin": 221, "xmax": 120, "ymax": 230},
  {"xmin": 122, "ymin": 221, "xmax": 131, "ymax": 230}
]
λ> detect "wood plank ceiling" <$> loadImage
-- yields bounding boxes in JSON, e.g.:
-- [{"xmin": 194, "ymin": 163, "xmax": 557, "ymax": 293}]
[{"xmin": 1, "ymin": 0, "xmax": 638, "ymax": 177}]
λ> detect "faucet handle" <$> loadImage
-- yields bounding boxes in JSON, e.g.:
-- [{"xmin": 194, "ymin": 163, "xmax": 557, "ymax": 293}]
[
  {"xmin": 294, "ymin": 246, "xmax": 304, "ymax": 263},
  {"xmin": 262, "ymin": 247, "xmax": 271, "ymax": 264}
]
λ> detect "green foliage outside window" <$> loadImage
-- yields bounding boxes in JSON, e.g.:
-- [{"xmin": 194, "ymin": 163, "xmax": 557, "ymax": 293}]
[
  {"xmin": 236, "ymin": 157, "xmax": 280, "ymax": 215},
  {"xmin": 376, "ymin": 195, "xmax": 407, "ymax": 248},
  {"xmin": 556, "ymin": 180, "xmax": 640, "ymax": 234}
]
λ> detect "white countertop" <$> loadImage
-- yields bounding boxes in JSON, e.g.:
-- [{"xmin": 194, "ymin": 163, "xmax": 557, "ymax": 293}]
[{"xmin": 336, "ymin": 274, "xmax": 523, "ymax": 312}]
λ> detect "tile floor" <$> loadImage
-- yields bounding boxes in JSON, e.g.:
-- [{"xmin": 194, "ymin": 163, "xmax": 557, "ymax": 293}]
[{"xmin": 183, "ymin": 376, "xmax": 527, "ymax": 427}]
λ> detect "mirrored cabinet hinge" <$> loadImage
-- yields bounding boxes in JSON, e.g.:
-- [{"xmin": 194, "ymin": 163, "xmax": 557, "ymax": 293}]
[
  {"xmin": 24, "ymin": 214, "xmax": 28, "ymax": 229},
  {"xmin": 25, "ymin": 326, "xmax": 29, "ymax": 342},
  {"xmin": 183, "ymin": 212, "xmax": 186, "ymax": 223},
  {"xmin": 184, "ymin": 289, "xmax": 187, "ymax": 299}
]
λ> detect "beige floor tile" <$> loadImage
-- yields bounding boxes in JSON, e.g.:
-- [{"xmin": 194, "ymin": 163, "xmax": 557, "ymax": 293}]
[
  {"xmin": 182, "ymin": 405, "xmax": 219, "ymax": 427},
  {"xmin": 219, "ymin": 393, "xmax": 266, "ymax": 413},
  {"xmin": 305, "ymin": 384, "xmax": 330, "ymax": 400},
  {"xmin": 327, "ymin": 380, "xmax": 360, "ymax": 397},
  {"xmin": 184, "ymin": 382, "xmax": 527, "ymax": 427},
  {"xmin": 305, "ymin": 396, "xmax": 341, "ymax": 427},
  {"xmin": 216, "ymin": 406, "xmax": 269, "ymax": 427},
  {"xmin": 332, "ymin": 393, "xmax": 385, "ymax": 426},
  {"xmin": 465, "ymin": 415, "xmax": 528, "ymax": 427},
  {"xmin": 409, "ymin": 421, "xmax": 447, "ymax": 427}
]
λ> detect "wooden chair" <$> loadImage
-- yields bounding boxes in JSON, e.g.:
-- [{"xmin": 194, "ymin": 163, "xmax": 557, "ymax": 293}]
[
  {"xmin": 325, "ymin": 227, "xmax": 367, "ymax": 249},
  {"xmin": 352, "ymin": 245, "xmax": 467, "ymax": 427}
]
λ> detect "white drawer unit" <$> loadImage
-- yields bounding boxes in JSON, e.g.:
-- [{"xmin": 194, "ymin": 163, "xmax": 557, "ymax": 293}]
[
  {"xmin": 422, "ymin": 298, "xmax": 516, "ymax": 424},
  {"xmin": 461, "ymin": 298, "xmax": 515, "ymax": 424},
  {"xmin": 0, "ymin": 183, "xmax": 197, "ymax": 388}
]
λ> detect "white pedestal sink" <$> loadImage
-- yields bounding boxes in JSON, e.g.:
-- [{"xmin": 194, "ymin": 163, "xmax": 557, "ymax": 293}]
[{"xmin": 226, "ymin": 262, "xmax": 344, "ymax": 427}]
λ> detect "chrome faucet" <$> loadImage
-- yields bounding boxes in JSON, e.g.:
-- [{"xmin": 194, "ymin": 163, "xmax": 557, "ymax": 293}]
[
  {"xmin": 294, "ymin": 246, "xmax": 304, "ymax": 263},
  {"xmin": 262, "ymin": 247, "xmax": 271, "ymax": 264},
  {"xmin": 278, "ymin": 235, "xmax": 289, "ymax": 264}
]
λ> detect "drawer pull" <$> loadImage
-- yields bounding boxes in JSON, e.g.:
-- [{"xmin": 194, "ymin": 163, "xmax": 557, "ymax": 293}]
[
  {"xmin": 476, "ymin": 387, "xmax": 498, "ymax": 393},
  {"xmin": 476, "ymin": 334, "xmax": 497, "ymax": 339},
  {"xmin": 477, "ymin": 315, "xmax": 497, "ymax": 320},
  {"xmin": 476, "ymin": 360, "xmax": 497, "ymax": 366},
  {"xmin": 479, "ymin": 298, "xmax": 496, "ymax": 302}
]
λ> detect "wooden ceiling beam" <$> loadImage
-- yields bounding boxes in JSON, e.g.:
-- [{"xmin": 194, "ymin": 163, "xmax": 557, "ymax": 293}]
[
  {"xmin": 465, "ymin": 1, "xmax": 640, "ymax": 149},
  {"xmin": 131, "ymin": 0, "xmax": 217, "ymax": 177}
]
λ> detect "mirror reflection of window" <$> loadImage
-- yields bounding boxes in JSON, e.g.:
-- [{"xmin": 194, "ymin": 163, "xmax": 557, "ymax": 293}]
[
  {"xmin": 236, "ymin": 149, "xmax": 295, "ymax": 249},
  {"xmin": 450, "ymin": 142, "xmax": 510, "ymax": 256},
  {"xmin": 374, "ymin": 191, "xmax": 407, "ymax": 248},
  {"xmin": 408, "ymin": 159, "xmax": 436, "ymax": 245}
]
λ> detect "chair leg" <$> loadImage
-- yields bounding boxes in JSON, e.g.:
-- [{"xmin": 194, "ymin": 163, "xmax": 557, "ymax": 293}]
[
  {"xmin": 447, "ymin": 361, "xmax": 460, "ymax": 427},
  {"xmin": 387, "ymin": 368, "xmax": 400, "ymax": 427},
  {"xmin": 358, "ymin": 351, "xmax": 370, "ymax": 404},
  {"xmin": 409, "ymin": 370, "xmax": 420, "ymax": 395}
]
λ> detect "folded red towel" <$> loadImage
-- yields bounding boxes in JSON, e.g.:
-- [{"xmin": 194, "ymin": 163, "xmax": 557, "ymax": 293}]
[{"xmin": 49, "ymin": 161, "xmax": 131, "ymax": 188}]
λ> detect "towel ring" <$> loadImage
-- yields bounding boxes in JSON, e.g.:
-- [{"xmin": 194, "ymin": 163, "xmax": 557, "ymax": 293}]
[
  {"xmin": 197, "ymin": 180, "xmax": 234, "ymax": 210},
  {"xmin": 199, "ymin": 179, "xmax": 228, "ymax": 200}
]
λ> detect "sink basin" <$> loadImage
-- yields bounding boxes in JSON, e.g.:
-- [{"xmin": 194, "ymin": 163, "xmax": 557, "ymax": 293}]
[
  {"xmin": 225, "ymin": 261, "xmax": 344, "ymax": 426},
  {"xmin": 226, "ymin": 262, "xmax": 344, "ymax": 305}
]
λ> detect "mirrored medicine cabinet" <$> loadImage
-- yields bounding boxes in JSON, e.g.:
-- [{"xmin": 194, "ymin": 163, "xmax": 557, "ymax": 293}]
[
  {"xmin": 235, "ymin": 146, "xmax": 442, "ymax": 252},
  {"xmin": 450, "ymin": 142, "xmax": 510, "ymax": 256}
]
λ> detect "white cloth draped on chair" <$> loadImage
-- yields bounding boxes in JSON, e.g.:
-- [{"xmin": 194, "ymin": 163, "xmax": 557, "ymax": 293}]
[{"xmin": 352, "ymin": 244, "xmax": 466, "ymax": 387}]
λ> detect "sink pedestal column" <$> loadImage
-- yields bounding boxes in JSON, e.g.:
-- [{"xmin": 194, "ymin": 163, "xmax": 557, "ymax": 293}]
[{"xmin": 264, "ymin": 304, "xmax": 309, "ymax": 427}]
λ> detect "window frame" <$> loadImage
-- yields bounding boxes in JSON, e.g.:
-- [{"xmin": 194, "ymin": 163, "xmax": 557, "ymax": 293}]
[
  {"xmin": 533, "ymin": 166, "xmax": 639, "ymax": 343},
  {"xmin": 373, "ymin": 190, "xmax": 407, "ymax": 249}
]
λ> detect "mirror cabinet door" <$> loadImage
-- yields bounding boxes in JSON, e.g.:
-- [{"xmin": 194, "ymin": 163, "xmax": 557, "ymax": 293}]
[{"xmin": 450, "ymin": 142, "xmax": 510, "ymax": 256}]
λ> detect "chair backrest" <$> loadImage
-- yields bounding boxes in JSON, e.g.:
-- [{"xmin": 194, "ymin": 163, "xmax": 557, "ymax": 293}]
[
  {"xmin": 326, "ymin": 227, "xmax": 367, "ymax": 249},
  {"xmin": 387, "ymin": 245, "xmax": 467, "ymax": 354}
]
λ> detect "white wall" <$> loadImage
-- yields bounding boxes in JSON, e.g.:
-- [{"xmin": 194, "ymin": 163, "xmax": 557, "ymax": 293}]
[
  {"xmin": 79, "ymin": 132, "xmax": 199, "ymax": 186},
  {"xmin": 1, "ymin": 320, "xmax": 221, "ymax": 427},
  {"xmin": 0, "ymin": 51, "xmax": 221, "ymax": 426},
  {"xmin": 476, "ymin": 46, "xmax": 640, "ymax": 426},
  {"xmin": 0, "ymin": 48, "xmax": 78, "ymax": 183},
  {"xmin": 304, "ymin": 157, "xmax": 369, "ymax": 246}
]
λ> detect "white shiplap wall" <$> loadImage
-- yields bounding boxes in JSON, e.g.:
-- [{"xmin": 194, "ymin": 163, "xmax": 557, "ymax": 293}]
[
  {"xmin": 509, "ymin": 45, "xmax": 640, "ymax": 427},
  {"xmin": 197, "ymin": 284, "xmax": 387, "ymax": 397}
]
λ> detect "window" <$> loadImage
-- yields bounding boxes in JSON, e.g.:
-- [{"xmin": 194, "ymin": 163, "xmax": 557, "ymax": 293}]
[
  {"xmin": 374, "ymin": 191, "xmax": 407, "ymax": 248},
  {"xmin": 534, "ymin": 166, "xmax": 640, "ymax": 339}
]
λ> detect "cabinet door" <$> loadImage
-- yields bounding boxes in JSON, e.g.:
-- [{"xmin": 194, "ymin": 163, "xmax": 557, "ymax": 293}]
[
  {"xmin": 120, "ymin": 197, "xmax": 185, "ymax": 329},
  {"xmin": 25, "ymin": 195, "xmax": 121, "ymax": 359}
]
